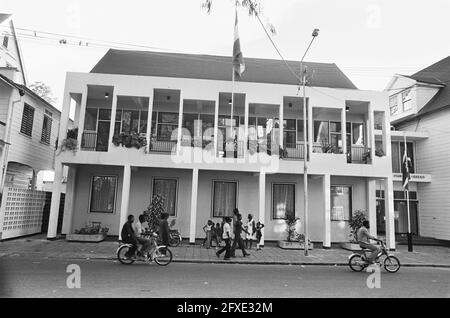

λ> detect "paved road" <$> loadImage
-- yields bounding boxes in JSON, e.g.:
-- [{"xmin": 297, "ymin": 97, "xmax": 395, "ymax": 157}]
[{"xmin": 0, "ymin": 256, "xmax": 448, "ymax": 298}]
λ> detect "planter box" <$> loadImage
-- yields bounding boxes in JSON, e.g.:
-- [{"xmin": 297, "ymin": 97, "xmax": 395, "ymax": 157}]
[
  {"xmin": 340, "ymin": 242, "xmax": 362, "ymax": 251},
  {"xmin": 277, "ymin": 240, "xmax": 313, "ymax": 250},
  {"xmin": 66, "ymin": 233, "xmax": 106, "ymax": 242}
]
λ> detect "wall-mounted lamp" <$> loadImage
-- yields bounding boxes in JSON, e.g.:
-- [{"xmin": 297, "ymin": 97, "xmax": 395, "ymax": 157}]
[
  {"xmin": 105, "ymin": 92, "xmax": 109, "ymax": 99},
  {"xmin": 166, "ymin": 95, "xmax": 171, "ymax": 101},
  {"xmin": 228, "ymin": 99, "xmax": 232, "ymax": 105},
  {"xmin": 345, "ymin": 106, "xmax": 350, "ymax": 112}
]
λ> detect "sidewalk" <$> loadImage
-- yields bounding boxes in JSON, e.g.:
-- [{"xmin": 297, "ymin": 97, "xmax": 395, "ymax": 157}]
[{"xmin": 0, "ymin": 234, "xmax": 449, "ymax": 267}]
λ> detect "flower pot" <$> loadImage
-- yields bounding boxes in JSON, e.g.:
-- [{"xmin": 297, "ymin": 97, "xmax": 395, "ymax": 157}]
[
  {"xmin": 277, "ymin": 240, "xmax": 313, "ymax": 250},
  {"xmin": 66, "ymin": 233, "xmax": 106, "ymax": 242}
]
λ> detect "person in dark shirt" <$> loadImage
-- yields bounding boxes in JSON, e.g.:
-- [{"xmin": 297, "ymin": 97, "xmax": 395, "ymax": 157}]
[
  {"xmin": 121, "ymin": 215, "xmax": 139, "ymax": 258},
  {"xmin": 230, "ymin": 208, "xmax": 240, "ymax": 257},
  {"xmin": 233, "ymin": 214, "xmax": 250, "ymax": 257},
  {"xmin": 159, "ymin": 212, "xmax": 170, "ymax": 254}
]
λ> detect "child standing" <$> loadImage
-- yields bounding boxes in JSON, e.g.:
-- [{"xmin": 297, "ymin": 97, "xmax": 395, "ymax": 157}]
[
  {"xmin": 245, "ymin": 214, "xmax": 256, "ymax": 249},
  {"xmin": 214, "ymin": 222, "xmax": 222, "ymax": 247},
  {"xmin": 202, "ymin": 220, "xmax": 214, "ymax": 249},
  {"xmin": 255, "ymin": 221, "xmax": 265, "ymax": 250}
]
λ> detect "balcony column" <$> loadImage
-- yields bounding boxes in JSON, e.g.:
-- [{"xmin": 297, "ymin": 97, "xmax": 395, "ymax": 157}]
[
  {"xmin": 57, "ymin": 90, "xmax": 72, "ymax": 149},
  {"xmin": 368, "ymin": 103, "xmax": 375, "ymax": 161},
  {"xmin": 146, "ymin": 94, "xmax": 154, "ymax": 153},
  {"xmin": 341, "ymin": 107, "xmax": 347, "ymax": 155},
  {"xmin": 307, "ymin": 99, "xmax": 313, "ymax": 159},
  {"xmin": 118, "ymin": 165, "xmax": 131, "ymax": 240},
  {"xmin": 382, "ymin": 110, "xmax": 392, "ymax": 158},
  {"xmin": 107, "ymin": 92, "xmax": 118, "ymax": 151},
  {"xmin": 323, "ymin": 174, "xmax": 331, "ymax": 248},
  {"xmin": 61, "ymin": 165, "xmax": 77, "ymax": 235},
  {"xmin": 213, "ymin": 94, "xmax": 219, "ymax": 158},
  {"xmin": 384, "ymin": 177, "xmax": 396, "ymax": 250},
  {"xmin": 244, "ymin": 98, "xmax": 249, "ymax": 161},
  {"xmin": 366, "ymin": 178, "xmax": 377, "ymax": 236},
  {"xmin": 279, "ymin": 100, "xmax": 284, "ymax": 147},
  {"xmin": 176, "ymin": 91, "xmax": 184, "ymax": 155},
  {"xmin": 258, "ymin": 171, "xmax": 266, "ymax": 246},
  {"xmin": 47, "ymin": 163, "xmax": 64, "ymax": 239},
  {"xmin": 76, "ymin": 85, "xmax": 88, "ymax": 145},
  {"xmin": 189, "ymin": 168, "xmax": 199, "ymax": 244}
]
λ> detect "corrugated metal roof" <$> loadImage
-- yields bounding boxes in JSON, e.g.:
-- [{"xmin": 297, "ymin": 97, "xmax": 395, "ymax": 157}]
[{"xmin": 90, "ymin": 49, "xmax": 358, "ymax": 89}]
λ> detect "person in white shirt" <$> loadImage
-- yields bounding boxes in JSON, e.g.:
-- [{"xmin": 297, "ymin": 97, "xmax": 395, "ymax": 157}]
[
  {"xmin": 216, "ymin": 217, "xmax": 232, "ymax": 260},
  {"xmin": 133, "ymin": 214, "xmax": 152, "ymax": 260}
]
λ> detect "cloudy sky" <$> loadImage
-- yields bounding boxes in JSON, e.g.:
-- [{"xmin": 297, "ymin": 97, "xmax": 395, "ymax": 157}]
[{"xmin": 1, "ymin": 0, "xmax": 449, "ymax": 109}]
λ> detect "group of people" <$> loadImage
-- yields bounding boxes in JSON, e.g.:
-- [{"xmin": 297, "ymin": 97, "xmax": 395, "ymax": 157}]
[
  {"xmin": 120, "ymin": 212, "xmax": 171, "ymax": 261},
  {"xmin": 212, "ymin": 209, "xmax": 264, "ymax": 260}
]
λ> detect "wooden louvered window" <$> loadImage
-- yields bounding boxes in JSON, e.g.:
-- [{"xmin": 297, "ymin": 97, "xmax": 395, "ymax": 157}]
[
  {"xmin": 20, "ymin": 104, "xmax": 34, "ymax": 137},
  {"xmin": 41, "ymin": 114, "xmax": 52, "ymax": 144}
]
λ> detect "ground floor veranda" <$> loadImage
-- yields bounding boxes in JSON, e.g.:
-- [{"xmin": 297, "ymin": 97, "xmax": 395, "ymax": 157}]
[{"xmin": 47, "ymin": 164, "xmax": 397, "ymax": 249}]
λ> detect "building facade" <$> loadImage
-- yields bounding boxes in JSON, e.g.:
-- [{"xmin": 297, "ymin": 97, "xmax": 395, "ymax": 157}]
[
  {"xmin": 385, "ymin": 56, "xmax": 450, "ymax": 242},
  {"xmin": 48, "ymin": 49, "xmax": 398, "ymax": 248}
]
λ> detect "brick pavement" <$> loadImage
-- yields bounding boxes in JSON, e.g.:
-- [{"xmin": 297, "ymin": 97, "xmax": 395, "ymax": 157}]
[{"xmin": 0, "ymin": 234, "xmax": 448, "ymax": 267}]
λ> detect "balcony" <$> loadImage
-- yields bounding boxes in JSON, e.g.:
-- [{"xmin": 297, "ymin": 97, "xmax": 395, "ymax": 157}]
[
  {"xmin": 284, "ymin": 143, "xmax": 305, "ymax": 159},
  {"xmin": 81, "ymin": 131, "xmax": 108, "ymax": 152}
]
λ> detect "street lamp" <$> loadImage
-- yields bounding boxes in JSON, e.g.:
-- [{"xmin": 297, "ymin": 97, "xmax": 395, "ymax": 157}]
[{"xmin": 301, "ymin": 28, "xmax": 319, "ymax": 256}]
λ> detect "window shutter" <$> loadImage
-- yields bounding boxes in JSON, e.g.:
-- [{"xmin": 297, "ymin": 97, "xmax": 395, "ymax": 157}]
[{"xmin": 20, "ymin": 104, "xmax": 35, "ymax": 137}]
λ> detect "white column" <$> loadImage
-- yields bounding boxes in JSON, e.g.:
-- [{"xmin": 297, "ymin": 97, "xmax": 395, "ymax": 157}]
[
  {"xmin": 47, "ymin": 163, "xmax": 64, "ymax": 239},
  {"xmin": 384, "ymin": 177, "xmax": 395, "ymax": 250},
  {"xmin": 279, "ymin": 100, "xmax": 284, "ymax": 147},
  {"xmin": 307, "ymin": 100, "xmax": 313, "ymax": 159},
  {"xmin": 74, "ymin": 99, "xmax": 81, "ymax": 127},
  {"xmin": 61, "ymin": 166, "xmax": 77, "ymax": 235},
  {"xmin": 57, "ymin": 91, "xmax": 72, "ymax": 149},
  {"xmin": 76, "ymin": 85, "xmax": 88, "ymax": 146},
  {"xmin": 382, "ymin": 111, "xmax": 392, "ymax": 158},
  {"xmin": 366, "ymin": 178, "xmax": 377, "ymax": 237},
  {"xmin": 145, "ymin": 95, "xmax": 154, "ymax": 153},
  {"xmin": 176, "ymin": 91, "xmax": 183, "ymax": 155},
  {"xmin": 189, "ymin": 168, "xmax": 199, "ymax": 244},
  {"xmin": 323, "ymin": 174, "xmax": 331, "ymax": 248},
  {"xmin": 368, "ymin": 103, "xmax": 375, "ymax": 162},
  {"xmin": 118, "ymin": 165, "xmax": 131, "ymax": 240},
  {"xmin": 244, "ymin": 98, "xmax": 249, "ymax": 161},
  {"xmin": 258, "ymin": 171, "xmax": 266, "ymax": 246},
  {"xmin": 108, "ymin": 92, "xmax": 118, "ymax": 151},
  {"xmin": 213, "ymin": 95, "xmax": 219, "ymax": 157},
  {"xmin": 341, "ymin": 107, "xmax": 347, "ymax": 155}
]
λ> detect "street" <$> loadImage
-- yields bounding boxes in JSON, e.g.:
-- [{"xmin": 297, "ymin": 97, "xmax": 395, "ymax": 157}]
[{"xmin": 0, "ymin": 256, "xmax": 448, "ymax": 298}]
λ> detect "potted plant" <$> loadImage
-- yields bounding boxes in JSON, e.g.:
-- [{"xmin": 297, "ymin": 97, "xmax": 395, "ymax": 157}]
[
  {"xmin": 66, "ymin": 221, "xmax": 109, "ymax": 242},
  {"xmin": 362, "ymin": 149, "xmax": 371, "ymax": 163},
  {"xmin": 375, "ymin": 148, "xmax": 385, "ymax": 157},
  {"xmin": 341, "ymin": 209, "xmax": 367, "ymax": 251},
  {"xmin": 112, "ymin": 131, "xmax": 147, "ymax": 150},
  {"xmin": 277, "ymin": 211, "xmax": 313, "ymax": 250},
  {"xmin": 58, "ymin": 127, "xmax": 78, "ymax": 154},
  {"xmin": 143, "ymin": 194, "xmax": 166, "ymax": 233},
  {"xmin": 278, "ymin": 145, "xmax": 288, "ymax": 159}
]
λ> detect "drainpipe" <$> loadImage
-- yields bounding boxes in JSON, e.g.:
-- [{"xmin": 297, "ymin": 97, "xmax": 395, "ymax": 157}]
[{"xmin": 0, "ymin": 88, "xmax": 25, "ymax": 194}]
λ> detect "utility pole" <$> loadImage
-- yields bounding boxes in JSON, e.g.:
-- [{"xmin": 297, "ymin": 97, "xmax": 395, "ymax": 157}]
[{"xmin": 300, "ymin": 28, "xmax": 319, "ymax": 256}]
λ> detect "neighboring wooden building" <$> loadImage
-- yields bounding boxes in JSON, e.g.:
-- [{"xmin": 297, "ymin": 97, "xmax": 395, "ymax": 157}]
[{"xmin": 385, "ymin": 56, "xmax": 450, "ymax": 242}]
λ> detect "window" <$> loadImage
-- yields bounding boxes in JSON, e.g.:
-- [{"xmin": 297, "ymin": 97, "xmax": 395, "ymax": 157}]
[
  {"xmin": 297, "ymin": 119, "xmax": 308, "ymax": 142},
  {"xmin": 314, "ymin": 121, "xmax": 329, "ymax": 143},
  {"xmin": 331, "ymin": 186, "xmax": 352, "ymax": 221},
  {"xmin": 84, "ymin": 108, "xmax": 98, "ymax": 131},
  {"xmin": 140, "ymin": 111, "xmax": 148, "ymax": 134},
  {"xmin": 152, "ymin": 178, "xmax": 177, "ymax": 216},
  {"xmin": 212, "ymin": 181, "xmax": 237, "ymax": 217},
  {"xmin": 329, "ymin": 121, "xmax": 342, "ymax": 149},
  {"xmin": 2, "ymin": 36, "xmax": 8, "ymax": 48},
  {"xmin": 40, "ymin": 115, "xmax": 52, "ymax": 144},
  {"xmin": 89, "ymin": 176, "xmax": 117, "ymax": 213},
  {"xmin": 122, "ymin": 110, "xmax": 139, "ymax": 133},
  {"xmin": 283, "ymin": 119, "xmax": 296, "ymax": 146},
  {"xmin": 157, "ymin": 112, "xmax": 178, "ymax": 141},
  {"xmin": 20, "ymin": 104, "xmax": 35, "ymax": 137},
  {"xmin": 272, "ymin": 183, "xmax": 295, "ymax": 219},
  {"xmin": 389, "ymin": 95, "xmax": 398, "ymax": 116},
  {"xmin": 391, "ymin": 142, "xmax": 400, "ymax": 173},
  {"xmin": 402, "ymin": 89, "xmax": 412, "ymax": 111}
]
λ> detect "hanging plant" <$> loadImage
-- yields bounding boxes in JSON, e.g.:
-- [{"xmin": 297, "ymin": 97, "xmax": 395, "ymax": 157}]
[
  {"xmin": 58, "ymin": 127, "xmax": 78, "ymax": 154},
  {"xmin": 112, "ymin": 131, "xmax": 147, "ymax": 149}
]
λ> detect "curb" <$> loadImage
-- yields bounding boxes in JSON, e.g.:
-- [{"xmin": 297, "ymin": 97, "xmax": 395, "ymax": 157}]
[{"xmin": 3, "ymin": 253, "xmax": 449, "ymax": 268}]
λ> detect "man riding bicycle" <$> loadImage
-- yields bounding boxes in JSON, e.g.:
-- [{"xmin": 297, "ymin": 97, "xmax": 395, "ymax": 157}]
[
  {"xmin": 357, "ymin": 220, "xmax": 381, "ymax": 263},
  {"xmin": 121, "ymin": 215, "xmax": 140, "ymax": 259}
]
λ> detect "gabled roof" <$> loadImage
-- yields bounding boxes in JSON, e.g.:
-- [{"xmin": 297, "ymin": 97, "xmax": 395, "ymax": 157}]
[
  {"xmin": 90, "ymin": 49, "xmax": 358, "ymax": 89},
  {"xmin": 410, "ymin": 56, "xmax": 450, "ymax": 116}
]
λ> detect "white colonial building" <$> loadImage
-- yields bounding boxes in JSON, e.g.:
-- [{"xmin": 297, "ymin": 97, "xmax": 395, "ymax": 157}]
[
  {"xmin": 385, "ymin": 56, "xmax": 449, "ymax": 242},
  {"xmin": 48, "ymin": 49, "xmax": 404, "ymax": 249}
]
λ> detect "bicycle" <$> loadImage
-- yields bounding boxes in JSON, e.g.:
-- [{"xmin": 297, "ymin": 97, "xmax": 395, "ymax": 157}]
[
  {"xmin": 117, "ymin": 232, "xmax": 173, "ymax": 266},
  {"xmin": 348, "ymin": 239, "xmax": 401, "ymax": 273}
]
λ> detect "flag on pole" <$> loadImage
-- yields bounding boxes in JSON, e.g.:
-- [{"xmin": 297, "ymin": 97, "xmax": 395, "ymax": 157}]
[
  {"xmin": 233, "ymin": 8, "xmax": 245, "ymax": 80},
  {"xmin": 402, "ymin": 137, "xmax": 412, "ymax": 190}
]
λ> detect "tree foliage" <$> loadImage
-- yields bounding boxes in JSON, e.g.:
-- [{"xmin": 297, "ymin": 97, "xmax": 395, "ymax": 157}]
[{"xmin": 29, "ymin": 81, "xmax": 56, "ymax": 105}]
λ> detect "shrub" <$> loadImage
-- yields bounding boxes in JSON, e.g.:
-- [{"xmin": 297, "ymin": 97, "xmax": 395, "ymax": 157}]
[
  {"xmin": 284, "ymin": 211, "xmax": 300, "ymax": 242},
  {"xmin": 348, "ymin": 210, "xmax": 368, "ymax": 243}
]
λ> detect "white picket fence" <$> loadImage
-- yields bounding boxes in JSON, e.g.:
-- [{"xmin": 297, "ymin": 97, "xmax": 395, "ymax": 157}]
[{"xmin": 0, "ymin": 187, "xmax": 47, "ymax": 240}]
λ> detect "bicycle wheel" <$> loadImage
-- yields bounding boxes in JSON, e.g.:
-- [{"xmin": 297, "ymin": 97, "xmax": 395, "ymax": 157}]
[
  {"xmin": 154, "ymin": 246, "xmax": 173, "ymax": 266},
  {"xmin": 117, "ymin": 245, "xmax": 135, "ymax": 265},
  {"xmin": 383, "ymin": 255, "xmax": 400, "ymax": 273},
  {"xmin": 349, "ymin": 254, "xmax": 365, "ymax": 272},
  {"xmin": 169, "ymin": 235, "xmax": 181, "ymax": 247}
]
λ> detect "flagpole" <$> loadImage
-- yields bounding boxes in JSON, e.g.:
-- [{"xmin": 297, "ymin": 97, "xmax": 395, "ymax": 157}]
[{"xmin": 404, "ymin": 133, "xmax": 413, "ymax": 252}]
